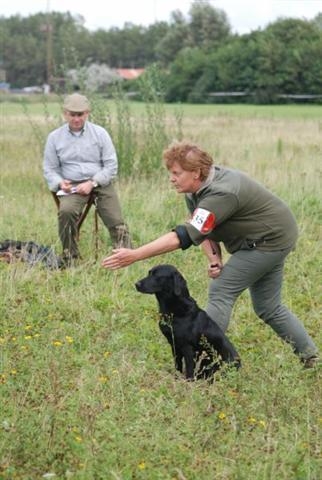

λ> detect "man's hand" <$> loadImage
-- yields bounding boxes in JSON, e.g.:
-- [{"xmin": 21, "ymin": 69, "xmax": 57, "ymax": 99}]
[
  {"xmin": 76, "ymin": 180, "xmax": 94, "ymax": 196},
  {"xmin": 60, "ymin": 179, "xmax": 72, "ymax": 192}
]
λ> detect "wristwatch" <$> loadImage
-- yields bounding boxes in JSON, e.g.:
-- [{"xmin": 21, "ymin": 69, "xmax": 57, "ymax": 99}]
[{"xmin": 91, "ymin": 179, "xmax": 98, "ymax": 188}]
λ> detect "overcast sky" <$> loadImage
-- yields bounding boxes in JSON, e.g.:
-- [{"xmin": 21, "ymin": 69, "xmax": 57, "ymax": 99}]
[{"xmin": 1, "ymin": 0, "xmax": 321, "ymax": 34}]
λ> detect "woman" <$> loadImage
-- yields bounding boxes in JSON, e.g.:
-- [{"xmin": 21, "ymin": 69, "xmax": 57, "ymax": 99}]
[{"xmin": 102, "ymin": 141, "xmax": 318, "ymax": 367}]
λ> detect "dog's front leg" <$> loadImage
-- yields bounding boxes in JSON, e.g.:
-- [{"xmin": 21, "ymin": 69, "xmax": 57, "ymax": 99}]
[
  {"xmin": 182, "ymin": 346, "xmax": 196, "ymax": 380},
  {"xmin": 174, "ymin": 352, "xmax": 183, "ymax": 373}
]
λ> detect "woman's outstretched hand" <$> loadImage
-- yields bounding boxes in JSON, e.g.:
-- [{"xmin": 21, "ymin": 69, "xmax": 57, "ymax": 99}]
[{"xmin": 101, "ymin": 248, "xmax": 137, "ymax": 270}]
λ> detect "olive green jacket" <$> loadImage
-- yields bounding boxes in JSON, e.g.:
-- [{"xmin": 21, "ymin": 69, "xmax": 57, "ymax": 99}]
[{"xmin": 184, "ymin": 166, "xmax": 298, "ymax": 254}]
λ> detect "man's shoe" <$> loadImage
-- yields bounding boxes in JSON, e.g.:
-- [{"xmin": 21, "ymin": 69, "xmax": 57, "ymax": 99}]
[
  {"xmin": 302, "ymin": 355, "xmax": 320, "ymax": 369},
  {"xmin": 61, "ymin": 251, "xmax": 80, "ymax": 268}
]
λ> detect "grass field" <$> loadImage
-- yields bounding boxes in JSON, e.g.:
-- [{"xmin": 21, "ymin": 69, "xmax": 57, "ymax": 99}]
[{"xmin": 0, "ymin": 99, "xmax": 321, "ymax": 479}]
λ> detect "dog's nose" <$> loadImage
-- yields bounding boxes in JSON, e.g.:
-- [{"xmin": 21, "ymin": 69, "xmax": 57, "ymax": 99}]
[{"xmin": 135, "ymin": 280, "xmax": 142, "ymax": 291}]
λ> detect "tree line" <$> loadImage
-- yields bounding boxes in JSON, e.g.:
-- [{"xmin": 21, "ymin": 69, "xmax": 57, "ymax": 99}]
[{"xmin": 1, "ymin": 1, "xmax": 321, "ymax": 103}]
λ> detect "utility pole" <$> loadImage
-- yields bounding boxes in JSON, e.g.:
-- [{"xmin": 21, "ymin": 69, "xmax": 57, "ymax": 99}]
[{"xmin": 46, "ymin": 0, "xmax": 53, "ymax": 87}]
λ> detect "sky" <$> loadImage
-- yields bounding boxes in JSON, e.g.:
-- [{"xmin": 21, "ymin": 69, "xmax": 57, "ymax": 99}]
[{"xmin": 1, "ymin": 0, "xmax": 321, "ymax": 34}]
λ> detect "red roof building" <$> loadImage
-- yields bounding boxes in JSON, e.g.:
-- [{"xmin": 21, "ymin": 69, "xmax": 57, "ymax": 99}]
[{"xmin": 115, "ymin": 68, "xmax": 145, "ymax": 80}]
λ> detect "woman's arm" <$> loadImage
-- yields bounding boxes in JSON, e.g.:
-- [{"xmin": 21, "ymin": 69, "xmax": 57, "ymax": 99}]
[
  {"xmin": 101, "ymin": 231, "xmax": 181, "ymax": 269},
  {"xmin": 201, "ymin": 239, "xmax": 223, "ymax": 278}
]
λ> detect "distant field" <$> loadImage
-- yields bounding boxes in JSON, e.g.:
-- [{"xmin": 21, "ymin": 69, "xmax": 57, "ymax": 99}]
[
  {"xmin": 0, "ymin": 99, "xmax": 321, "ymax": 480},
  {"xmin": 2, "ymin": 95, "xmax": 322, "ymax": 118}
]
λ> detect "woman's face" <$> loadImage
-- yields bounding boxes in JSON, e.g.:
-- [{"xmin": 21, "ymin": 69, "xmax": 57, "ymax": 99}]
[{"xmin": 168, "ymin": 161, "xmax": 201, "ymax": 193}]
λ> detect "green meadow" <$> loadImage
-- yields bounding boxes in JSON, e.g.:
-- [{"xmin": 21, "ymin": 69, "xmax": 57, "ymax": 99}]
[{"xmin": 0, "ymin": 99, "xmax": 321, "ymax": 479}]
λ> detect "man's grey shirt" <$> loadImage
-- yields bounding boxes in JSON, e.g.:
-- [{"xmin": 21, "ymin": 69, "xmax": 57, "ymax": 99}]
[{"xmin": 43, "ymin": 121, "xmax": 118, "ymax": 191}]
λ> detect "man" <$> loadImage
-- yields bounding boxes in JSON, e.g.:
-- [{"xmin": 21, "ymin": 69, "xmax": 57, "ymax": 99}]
[{"xmin": 43, "ymin": 93, "xmax": 131, "ymax": 262}]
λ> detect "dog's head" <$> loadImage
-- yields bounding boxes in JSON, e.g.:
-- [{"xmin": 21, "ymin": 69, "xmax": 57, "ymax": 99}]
[{"xmin": 135, "ymin": 264, "xmax": 189, "ymax": 297}]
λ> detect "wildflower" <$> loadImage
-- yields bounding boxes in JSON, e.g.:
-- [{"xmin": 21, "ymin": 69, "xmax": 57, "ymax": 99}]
[
  {"xmin": 24, "ymin": 335, "xmax": 32, "ymax": 340},
  {"xmin": 52, "ymin": 341, "xmax": 63, "ymax": 347},
  {"xmin": 103, "ymin": 351, "xmax": 111, "ymax": 358},
  {"xmin": 10, "ymin": 370, "xmax": 17, "ymax": 375},
  {"xmin": 258, "ymin": 420, "xmax": 266, "ymax": 428},
  {"xmin": 138, "ymin": 462, "xmax": 146, "ymax": 470},
  {"xmin": 99, "ymin": 376, "xmax": 109, "ymax": 383},
  {"xmin": 218, "ymin": 412, "xmax": 226, "ymax": 420},
  {"xmin": 24, "ymin": 325, "xmax": 32, "ymax": 331},
  {"xmin": 247, "ymin": 417, "xmax": 257, "ymax": 425},
  {"xmin": 65, "ymin": 336, "xmax": 73, "ymax": 344},
  {"xmin": 74, "ymin": 436, "xmax": 83, "ymax": 443}
]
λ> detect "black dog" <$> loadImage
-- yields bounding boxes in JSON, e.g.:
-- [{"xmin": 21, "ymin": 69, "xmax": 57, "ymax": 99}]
[{"xmin": 135, "ymin": 264, "xmax": 241, "ymax": 381}]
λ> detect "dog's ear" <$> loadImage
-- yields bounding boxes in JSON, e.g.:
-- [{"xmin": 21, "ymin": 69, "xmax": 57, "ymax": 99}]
[{"xmin": 173, "ymin": 271, "xmax": 187, "ymax": 296}]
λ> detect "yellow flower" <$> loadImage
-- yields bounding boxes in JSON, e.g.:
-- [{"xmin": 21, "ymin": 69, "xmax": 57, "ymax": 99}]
[
  {"xmin": 52, "ymin": 341, "xmax": 63, "ymax": 347},
  {"xmin": 24, "ymin": 325, "xmax": 32, "ymax": 330},
  {"xmin": 138, "ymin": 462, "xmax": 146, "ymax": 470},
  {"xmin": 65, "ymin": 336, "xmax": 73, "ymax": 343},
  {"xmin": 24, "ymin": 335, "xmax": 32, "ymax": 340},
  {"xmin": 99, "ymin": 376, "xmax": 109, "ymax": 383},
  {"xmin": 218, "ymin": 412, "xmax": 226, "ymax": 420},
  {"xmin": 103, "ymin": 351, "xmax": 111, "ymax": 358},
  {"xmin": 247, "ymin": 417, "xmax": 257, "ymax": 425},
  {"xmin": 10, "ymin": 370, "xmax": 17, "ymax": 375},
  {"xmin": 74, "ymin": 436, "xmax": 83, "ymax": 443},
  {"xmin": 258, "ymin": 420, "xmax": 266, "ymax": 428}
]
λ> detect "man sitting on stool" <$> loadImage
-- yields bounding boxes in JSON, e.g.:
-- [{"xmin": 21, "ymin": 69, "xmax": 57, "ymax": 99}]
[{"xmin": 43, "ymin": 93, "xmax": 132, "ymax": 262}]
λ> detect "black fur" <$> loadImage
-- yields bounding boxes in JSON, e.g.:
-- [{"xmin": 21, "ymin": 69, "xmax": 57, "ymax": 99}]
[
  {"xmin": 135, "ymin": 264, "xmax": 241, "ymax": 381},
  {"xmin": 0, "ymin": 239, "xmax": 62, "ymax": 269}
]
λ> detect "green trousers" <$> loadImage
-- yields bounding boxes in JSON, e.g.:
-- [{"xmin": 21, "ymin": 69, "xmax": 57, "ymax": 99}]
[
  {"xmin": 205, "ymin": 248, "xmax": 318, "ymax": 360},
  {"xmin": 58, "ymin": 183, "xmax": 131, "ymax": 257}
]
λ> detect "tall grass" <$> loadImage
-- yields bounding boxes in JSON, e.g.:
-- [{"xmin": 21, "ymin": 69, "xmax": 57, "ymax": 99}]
[{"xmin": 0, "ymin": 100, "xmax": 321, "ymax": 480}]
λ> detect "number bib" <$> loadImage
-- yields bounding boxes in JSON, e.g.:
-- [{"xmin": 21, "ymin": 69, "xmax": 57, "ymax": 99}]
[{"xmin": 190, "ymin": 208, "xmax": 216, "ymax": 234}]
